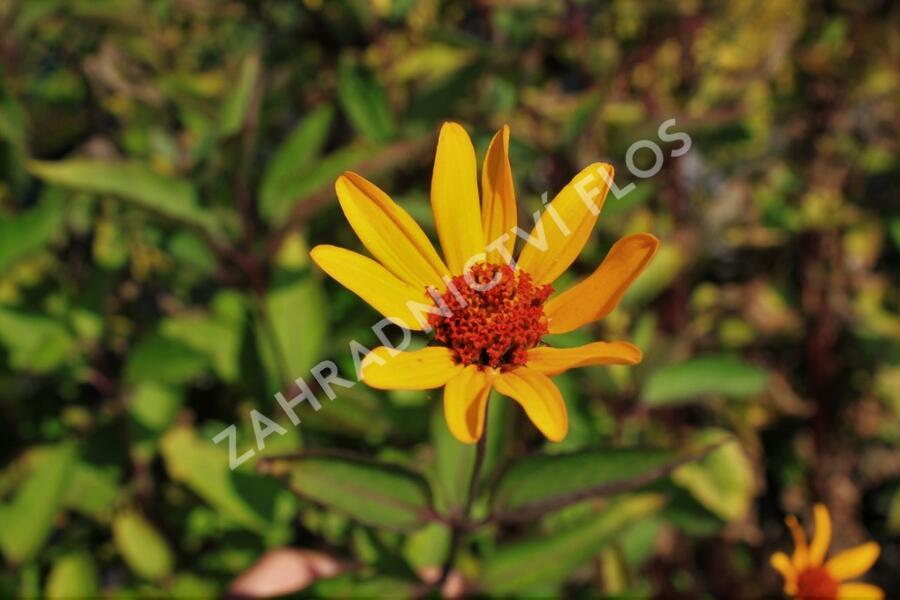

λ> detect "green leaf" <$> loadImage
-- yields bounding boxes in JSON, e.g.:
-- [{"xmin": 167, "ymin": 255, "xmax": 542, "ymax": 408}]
[
  {"xmin": 259, "ymin": 105, "xmax": 334, "ymax": 217},
  {"xmin": 45, "ymin": 552, "xmax": 98, "ymax": 600},
  {"xmin": 219, "ymin": 52, "xmax": 261, "ymax": 138},
  {"xmin": 0, "ymin": 197, "xmax": 64, "ymax": 273},
  {"xmin": 431, "ymin": 405, "xmax": 476, "ymax": 514},
  {"xmin": 260, "ymin": 144, "xmax": 370, "ymax": 225},
  {"xmin": 642, "ymin": 355, "xmax": 769, "ymax": 406},
  {"xmin": 480, "ymin": 494, "xmax": 665, "ymax": 594},
  {"xmin": 63, "ymin": 461, "xmax": 120, "ymax": 521},
  {"xmin": 112, "ymin": 511, "xmax": 174, "ymax": 581},
  {"xmin": 671, "ymin": 430, "xmax": 754, "ymax": 522},
  {"xmin": 0, "ymin": 444, "xmax": 77, "ymax": 563},
  {"xmin": 492, "ymin": 448, "xmax": 677, "ymax": 519},
  {"xmin": 402, "ymin": 522, "xmax": 451, "ymax": 571},
  {"xmin": 337, "ymin": 59, "xmax": 395, "ymax": 142},
  {"xmin": 28, "ymin": 159, "xmax": 220, "ymax": 237},
  {"xmin": 160, "ymin": 426, "xmax": 286, "ymax": 531},
  {"xmin": 621, "ymin": 244, "xmax": 684, "ymax": 307},
  {"xmin": 265, "ymin": 453, "xmax": 433, "ymax": 531},
  {"xmin": 124, "ymin": 335, "xmax": 210, "ymax": 385},
  {"xmin": 309, "ymin": 573, "xmax": 419, "ymax": 599},
  {"xmin": 0, "ymin": 306, "xmax": 76, "ymax": 373},
  {"xmin": 159, "ymin": 292, "xmax": 246, "ymax": 383},
  {"xmin": 257, "ymin": 270, "xmax": 326, "ymax": 388}
]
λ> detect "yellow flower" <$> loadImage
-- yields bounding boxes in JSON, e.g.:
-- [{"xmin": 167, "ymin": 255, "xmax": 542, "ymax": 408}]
[
  {"xmin": 310, "ymin": 122, "xmax": 658, "ymax": 443},
  {"xmin": 770, "ymin": 504, "xmax": 883, "ymax": 600}
]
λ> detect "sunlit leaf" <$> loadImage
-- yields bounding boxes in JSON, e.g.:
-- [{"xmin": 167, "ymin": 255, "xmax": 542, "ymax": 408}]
[
  {"xmin": 112, "ymin": 511, "xmax": 173, "ymax": 581},
  {"xmin": 45, "ymin": 552, "xmax": 98, "ymax": 599},
  {"xmin": 0, "ymin": 444, "xmax": 77, "ymax": 563},
  {"xmin": 671, "ymin": 430, "xmax": 754, "ymax": 522}
]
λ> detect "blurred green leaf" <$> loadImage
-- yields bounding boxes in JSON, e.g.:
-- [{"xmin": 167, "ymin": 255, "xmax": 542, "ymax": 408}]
[
  {"xmin": 0, "ymin": 197, "xmax": 64, "ymax": 274},
  {"xmin": 0, "ymin": 444, "xmax": 76, "ymax": 563},
  {"xmin": 260, "ymin": 144, "xmax": 370, "ymax": 225},
  {"xmin": 0, "ymin": 306, "xmax": 76, "ymax": 373},
  {"xmin": 45, "ymin": 552, "xmax": 98, "ymax": 599},
  {"xmin": 160, "ymin": 426, "xmax": 287, "ymax": 531},
  {"xmin": 219, "ymin": 52, "xmax": 261, "ymax": 138},
  {"xmin": 259, "ymin": 105, "xmax": 334, "ymax": 218},
  {"xmin": 480, "ymin": 494, "xmax": 665, "ymax": 594},
  {"xmin": 159, "ymin": 292, "xmax": 246, "ymax": 383},
  {"xmin": 672, "ymin": 430, "xmax": 753, "ymax": 522},
  {"xmin": 267, "ymin": 453, "xmax": 433, "ymax": 532},
  {"xmin": 402, "ymin": 522, "xmax": 450, "ymax": 571},
  {"xmin": 113, "ymin": 511, "xmax": 174, "ymax": 581},
  {"xmin": 308, "ymin": 573, "xmax": 419, "ymax": 599},
  {"xmin": 124, "ymin": 335, "xmax": 210, "ymax": 385},
  {"xmin": 63, "ymin": 461, "xmax": 119, "ymax": 521},
  {"xmin": 642, "ymin": 355, "xmax": 769, "ymax": 406},
  {"xmin": 622, "ymin": 244, "xmax": 684, "ymax": 307},
  {"xmin": 28, "ymin": 159, "xmax": 221, "ymax": 237},
  {"xmin": 257, "ymin": 270, "xmax": 326, "ymax": 388},
  {"xmin": 337, "ymin": 59, "xmax": 395, "ymax": 143}
]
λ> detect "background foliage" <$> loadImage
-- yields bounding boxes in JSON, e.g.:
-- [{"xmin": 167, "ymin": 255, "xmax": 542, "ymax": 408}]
[{"xmin": 1, "ymin": 0, "xmax": 898, "ymax": 597}]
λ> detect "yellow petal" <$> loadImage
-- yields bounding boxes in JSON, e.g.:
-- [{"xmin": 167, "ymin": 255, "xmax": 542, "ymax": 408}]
[
  {"xmin": 310, "ymin": 245, "xmax": 428, "ymax": 330},
  {"xmin": 336, "ymin": 172, "xmax": 448, "ymax": 289},
  {"xmin": 826, "ymin": 542, "xmax": 880, "ymax": 582},
  {"xmin": 443, "ymin": 365, "xmax": 494, "ymax": 444},
  {"xmin": 544, "ymin": 233, "xmax": 660, "ymax": 334},
  {"xmin": 526, "ymin": 341, "xmax": 643, "ymax": 376},
  {"xmin": 515, "ymin": 162, "xmax": 614, "ymax": 285},
  {"xmin": 493, "ymin": 367, "xmax": 568, "ymax": 442},
  {"xmin": 770, "ymin": 552, "xmax": 798, "ymax": 594},
  {"xmin": 837, "ymin": 583, "xmax": 884, "ymax": 600},
  {"xmin": 362, "ymin": 347, "xmax": 462, "ymax": 390},
  {"xmin": 809, "ymin": 503, "xmax": 832, "ymax": 567},
  {"xmin": 431, "ymin": 122, "xmax": 484, "ymax": 274},
  {"xmin": 481, "ymin": 125, "xmax": 516, "ymax": 264},
  {"xmin": 786, "ymin": 514, "xmax": 810, "ymax": 572}
]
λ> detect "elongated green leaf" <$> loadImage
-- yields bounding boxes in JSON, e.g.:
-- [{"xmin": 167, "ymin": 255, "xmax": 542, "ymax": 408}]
[
  {"xmin": 260, "ymin": 105, "xmax": 334, "ymax": 216},
  {"xmin": 642, "ymin": 355, "xmax": 770, "ymax": 406},
  {"xmin": 28, "ymin": 159, "xmax": 220, "ymax": 236},
  {"xmin": 0, "ymin": 444, "xmax": 77, "ymax": 563},
  {"xmin": 492, "ymin": 448, "xmax": 677, "ymax": 519},
  {"xmin": 0, "ymin": 197, "xmax": 64, "ymax": 273},
  {"xmin": 337, "ymin": 60, "xmax": 395, "ymax": 142},
  {"xmin": 257, "ymin": 269, "xmax": 326, "ymax": 388},
  {"xmin": 671, "ymin": 430, "xmax": 753, "ymax": 522},
  {"xmin": 431, "ymin": 405, "xmax": 476, "ymax": 515},
  {"xmin": 266, "ymin": 453, "xmax": 433, "ymax": 531},
  {"xmin": 219, "ymin": 52, "xmax": 261, "ymax": 138},
  {"xmin": 46, "ymin": 552, "xmax": 98, "ymax": 599},
  {"xmin": 113, "ymin": 511, "xmax": 173, "ymax": 581},
  {"xmin": 160, "ymin": 426, "xmax": 286, "ymax": 531},
  {"xmin": 480, "ymin": 494, "xmax": 665, "ymax": 594},
  {"xmin": 260, "ymin": 144, "xmax": 370, "ymax": 225}
]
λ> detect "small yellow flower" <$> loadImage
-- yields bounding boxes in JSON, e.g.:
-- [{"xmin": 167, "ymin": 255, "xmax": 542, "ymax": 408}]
[
  {"xmin": 771, "ymin": 504, "xmax": 883, "ymax": 600},
  {"xmin": 311, "ymin": 122, "xmax": 658, "ymax": 443}
]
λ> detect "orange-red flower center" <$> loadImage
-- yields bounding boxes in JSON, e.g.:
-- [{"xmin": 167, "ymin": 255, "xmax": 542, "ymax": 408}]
[
  {"xmin": 796, "ymin": 567, "xmax": 839, "ymax": 600},
  {"xmin": 428, "ymin": 262, "xmax": 553, "ymax": 369}
]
